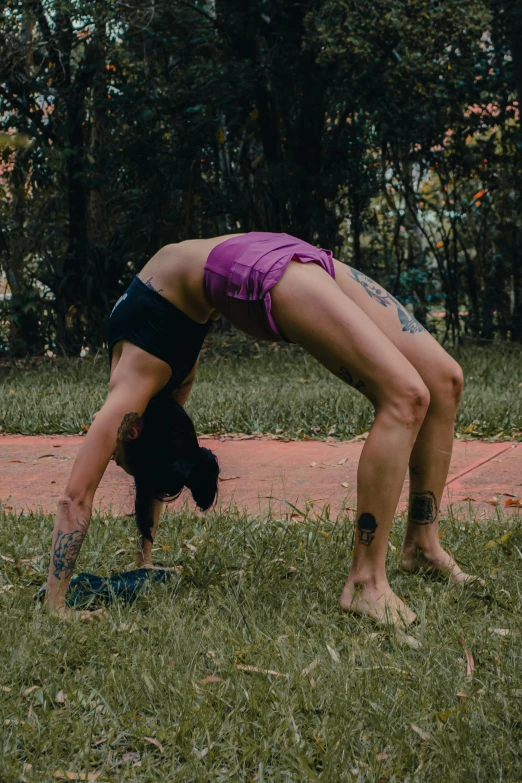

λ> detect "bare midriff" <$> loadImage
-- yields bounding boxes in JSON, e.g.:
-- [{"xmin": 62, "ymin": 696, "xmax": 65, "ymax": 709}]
[{"xmin": 137, "ymin": 234, "xmax": 244, "ymax": 324}]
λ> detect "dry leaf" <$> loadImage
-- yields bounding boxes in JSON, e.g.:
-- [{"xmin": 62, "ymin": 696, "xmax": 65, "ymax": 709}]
[
  {"xmin": 52, "ymin": 772, "xmax": 103, "ymax": 781},
  {"xmin": 23, "ymin": 686, "xmax": 40, "ymax": 697},
  {"xmin": 183, "ymin": 542, "xmax": 198, "ymax": 553},
  {"xmin": 310, "ymin": 461, "xmax": 317, "ymax": 467},
  {"xmin": 0, "ymin": 585, "xmax": 14, "ymax": 593},
  {"xmin": 114, "ymin": 549, "xmax": 126, "ymax": 556},
  {"xmin": 218, "ymin": 475, "xmax": 240, "ymax": 482},
  {"xmin": 411, "ymin": 724, "xmax": 432, "ymax": 741},
  {"xmin": 485, "ymin": 497, "xmax": 499, "ymax": 506},
  {"xmin": 236, "ymin": 664, "xmax": 288, "ymax": 678},
  {"xmin": 301, "ymin": 658, "xmax": 320, "ymax": 676},
  {"xmin": 387, "ymin": 541, "xmax": 396, "ymax": 552},
  {"xmin": 459, "ymin": 636, "xmax": 474, "ymax": 679},
  {"xmin": 326, "ymin": 644, "xmax": 340, "ymax": 663},
  {"xmin": 485, "ymin": 531, "xmax": 515, "ymax": 550},
  {"xmin": 457, "ymin": 692, "xmax": 468, "ymax": 699},
  {"xmin": 341, "ymin": 482, "xmax": 349, "ymax": 488},
  {"xmin": 55, "ymin": 690, "xmax": 66, "ymax": 704},
  {"xmin": 143, "ymin": 737, "xmax": 164, "ymax": 753},
  {"xmin": 200, "ymin": 676, "xmax": 222, "ymax": 684},
  {"xmin": 337, "ymin": 457, "xmax": 347, "ymax": 465},
  {"xmin": 439, "ymin": 707, "xmax": 458, "ymax": 722},
  {"xmin": 376, "ymin": 752, "xmax": 388, "ymax": 761},
  {"xmin": 0, "ymin": 555, "xmax": 15, "ymax": 563},
  {"xmin": 505, "ymin": 498, "xmax": 522, "ymax": 507},
  {"xmin": 489, "ymin": 628, "xmax": 511, "ymax": 637},
  {"xmin": 461, "ymin": 497, "xmax": 476, "ymax": 502},
  {"xmin": 8, "ymin": 460, "xmax": 24, "ymax": 463},
  {"xmin": 93, "ymin": 738, "xmax": 107, "ymax": 747},
  {"xmin": 1, "ymin": 685, "xmax": 11, "ymax": 692}
]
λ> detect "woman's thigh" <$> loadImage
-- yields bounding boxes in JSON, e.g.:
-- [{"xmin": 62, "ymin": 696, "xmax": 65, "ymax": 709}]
[
  {"xmin": 270, "ymin": 260, "xmax": 427, "ymax": 408},
  {"xmin": 331, "ymin": 260, "xmax": 460, "ymax": 394}
]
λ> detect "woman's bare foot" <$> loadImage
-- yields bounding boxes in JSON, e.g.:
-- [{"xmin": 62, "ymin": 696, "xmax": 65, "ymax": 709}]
[
  {"xmin": 340, "ymin": 579, "xmax": 416, "ymax": 628},
  {"xmin": 401, "ymin": 540, "xmax": 485, "ymax": 585}
]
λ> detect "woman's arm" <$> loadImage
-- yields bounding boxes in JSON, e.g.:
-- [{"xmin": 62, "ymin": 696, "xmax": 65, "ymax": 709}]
[{"xmin": 45, "ymin": 353, "xmax": 170, "ymax": 613}]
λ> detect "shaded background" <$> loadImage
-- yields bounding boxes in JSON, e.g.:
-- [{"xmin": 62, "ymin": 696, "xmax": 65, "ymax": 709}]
[{"xmin": 1, "ymin": 0, "xmax": 521, "ymax": 355}]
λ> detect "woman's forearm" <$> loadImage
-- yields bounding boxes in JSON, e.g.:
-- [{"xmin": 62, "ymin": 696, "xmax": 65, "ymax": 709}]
[{"xmin": 44, "ymin": 498, "xmax": 91, "ymax": 609}]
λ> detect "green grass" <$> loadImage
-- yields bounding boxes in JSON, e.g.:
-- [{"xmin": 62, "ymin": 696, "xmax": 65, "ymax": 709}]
[
  {"xmin": 1, "ymin": 334, "xmax": 522, "ymax": 439},
  {"xmin": 0, "ymin": 502, "xmax": 521, "ymax": 782}
]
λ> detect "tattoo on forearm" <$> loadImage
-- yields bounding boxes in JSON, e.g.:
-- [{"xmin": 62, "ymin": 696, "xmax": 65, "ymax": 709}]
[
  {"xmin": 53, "ymin": 518, "xmax": 89, "ymax": 580},
  {"xmin": 117, "ymin": 412, "xmax": 140, "ymax": 442},
  {"xmin": 346, "ymin": 267, "xmax": 425, "ymax": 334},
  {"xmin": 358, "ymin": 513, "xmax": 378, "ymax": 546},
  {"xmin": 336, "ymin": 365, "xmax": 366, "ymax": 391},
  {"xmin": 409, "ymin": 491, "xmax": 438, "ymax": 524},
  {"xmin": 144, "ymin": 277, "xmax": 163, "ymax": 294}
]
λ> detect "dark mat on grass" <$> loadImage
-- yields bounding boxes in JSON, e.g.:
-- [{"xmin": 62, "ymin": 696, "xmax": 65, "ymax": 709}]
[{"xmin": 35, "ymin": 568, "xmax": 176, "ymax": 608}]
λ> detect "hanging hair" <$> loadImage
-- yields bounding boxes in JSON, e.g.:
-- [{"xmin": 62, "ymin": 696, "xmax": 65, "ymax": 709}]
[{"xmin": 122, "ymin": 396, "xmax": 220, "ymax": 541}]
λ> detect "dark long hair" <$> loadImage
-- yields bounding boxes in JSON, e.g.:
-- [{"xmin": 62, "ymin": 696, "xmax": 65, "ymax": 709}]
[{"xmin": 123, "ymin": 397, "xmax": 220, "ymax": 540}]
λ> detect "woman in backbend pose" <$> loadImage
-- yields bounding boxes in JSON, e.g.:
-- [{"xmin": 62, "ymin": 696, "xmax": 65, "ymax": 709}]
[{"xmin": 44, "ymin": 232, "xmax": 481, "ymax": 624}]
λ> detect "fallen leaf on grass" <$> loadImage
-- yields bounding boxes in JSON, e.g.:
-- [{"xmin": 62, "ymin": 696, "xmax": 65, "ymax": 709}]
[
  {"xmin": 489, "ymin": 628, "xmax": 511, "ymax": 637},
  {"xmin": 200, "ymin": 676, "xmax": 223, "ymax": 684},
  {"xmin": 93, "ymin": 738, "xmax": 107, "ymax": 747},
  {"xmin": 236, "ymin": 664, "xmax": 288, "ymax": 678},
  {"xmin": 326, "ymin": 644, "xmax": 341, "ymax": 663},
  {"xmin": 0, "ymin": 585, "xmax": 14, "ymax": 592},
  {"xmin": 0, "ymin": 555, "xmax": 15, "ymax": 563},
  {"xmin": 439, "ymin": 707, "xmax": 458, "ymax": 722},
  {"xmin": 53, "ymin": 772, "xmax": 103, "ymax": 781},
  {"xmin": 143, "ymin": 737, "xmax": 164, "ymax": 753},
  {"xmin": 218, "ymin": 475, "xmax": 240, "ymax": 482},
  {"xmin": 23, "ymin": 686, "xmax": 40, "ymax": 697},
  {"xmin": 505, "ymin": 498, "xmax": 522, "ymax": 507},
  {"xmin": 1, "ymin": 685, "xmax": 11, "ymax": 692},
  {"xmin": 484, "ymin": 531, "xmax": 515, "ymax": 550},
  {"xmin": 114, "ymin": 549, "xmax": 126, "ymax": 556},
  {"xmin": 459, "ymin": 636, "xmax": 474, "ymax": 679},
  {"xmin": 55, "ymin": 690, "xmax": 66, "ymax": 704},
  {"xmin": 376, "ymin": 752, "xmax": 388, "ymax": 761},
  {"xmin": 411, "ymin": 724, "xmax": 432, "ymax": 741},
  {"xmin": 457, "ymin": 692, "xmax": 468, "ymax": 699},
  {"xmin": 301, "ymin": 658, "xmax": 320, "ymax": 676}
]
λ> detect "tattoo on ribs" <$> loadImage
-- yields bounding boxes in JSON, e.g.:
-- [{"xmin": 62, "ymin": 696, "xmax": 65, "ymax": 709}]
[
  {"xmin": 144, "ymin": 277, "xmax": 163, "ymax": 294},
  {"xmin": 358, "ymin": 512, "xmax": 378, "ymax": 546},
  {"xmin": 53, "ymin": 519, "xmax": 89, "ymax": 580},
  {"xmin": 409, "ymin": 490, "xmax": 438, "ymax": 525},
  {"xmin": 336, "ymin": 365, "xmax": 366, "ymax": 391},
  {"xmin": 117, "ymin": 412, "xmax": 140, "ymax": 442},
  {"xmin": 346, "ymin": 267, "xmax": 425, "ymax": 334}
]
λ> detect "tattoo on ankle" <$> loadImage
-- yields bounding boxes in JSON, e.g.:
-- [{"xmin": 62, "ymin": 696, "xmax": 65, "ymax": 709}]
[
  {"xmin": 358, "ymin": 513, "xmax": 378, "ymax": 546},
  {"xmin": 409, "ymin": 491, "xmax": 438, "ymax": 524},
  {"xmin": 53, "ymin": 518, "xmax": 89, "ymax": 580},
  {"xmin": 336, "ymin": 365, "xmax": 365, "ymax": 391},
  {"xmin": 117, "ymin": 412, "xmax": 140, "ymax": 442},
  {"xmin": 144, "ymin": 277, "xmax": 163, "ymax": 294}
]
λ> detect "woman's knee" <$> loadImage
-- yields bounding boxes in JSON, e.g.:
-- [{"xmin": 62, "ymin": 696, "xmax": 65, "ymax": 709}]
[
  {"xmin": 379, "ymin": 379, "xmax": 431, "ymax": 429},
  {"xmin": 429, "ymin": 358, "xmax": 464, "ymax": 411}
]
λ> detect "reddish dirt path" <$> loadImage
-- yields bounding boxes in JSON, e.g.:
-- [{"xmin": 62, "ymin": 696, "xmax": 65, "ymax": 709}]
[{"xmin": 1, "ymin": 435, "xmax": 521, "ymax": 518}]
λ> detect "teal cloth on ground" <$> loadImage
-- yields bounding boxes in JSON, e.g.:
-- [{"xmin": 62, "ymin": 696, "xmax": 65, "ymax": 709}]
[{"xmin": 35, "ymin": 568, "xmax": 175, "ymax": 608}]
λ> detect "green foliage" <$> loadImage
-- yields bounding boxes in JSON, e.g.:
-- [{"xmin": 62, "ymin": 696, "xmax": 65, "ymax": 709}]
[
  {"xmin": 0, "ymin": 0, "xmax": 521, "ymax": 353},
  {"xmin": 1, "ymin": 334, "xmax": 522, "ymax": 438},
  {"xmin": 0, "ymin": 504, "xmax": 521, "ymax": 781}
]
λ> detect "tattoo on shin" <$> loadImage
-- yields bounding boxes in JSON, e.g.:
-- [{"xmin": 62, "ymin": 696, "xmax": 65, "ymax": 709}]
[
  {"xmin": 346, "ymin": 266, "xmax": 425, "ymax": 334},
  {"xmin": 117, "ymin": 412, "xmax": 140, "ymax": 442},
  {"xmin": 358, "ymin": 513, "xmax": 378, "ymax": 546},
  {"xmin": 53, "ymin": 518, "xmax": 89, "ymax": 580},
  {"xmin": 409, "ymin": 490, "xmax": 438, "ymax": 525},
  {"xmin": 336, "ymin": 365, "xmax": 366, "ymax": 391}
]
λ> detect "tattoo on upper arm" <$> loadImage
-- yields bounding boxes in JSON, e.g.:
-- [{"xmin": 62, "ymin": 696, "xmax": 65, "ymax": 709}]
[
  {"xmin": 409, "ymin": 491, "xmax": 438, "ymax": 524},
  {"xmin": 358, "ymin": 513, "xmax": 378, "ymax": 546},
  {"xmin": 346, "ymin": 267, "xmax": 425, "ymax": 334},
  {"xmin": 144, "ymin": 277, "xmax": 163, "ymax": 294},
  {"xmin": 336, "ymin": 365, "xmax": 366, "ymax": 391},
  {"xmin": 117, "ymin": 412, "xmax": 140, "ymax": 442},
  {"xmin": 53, "ymin": 518, "xmax": 89, "ymax": 580}
]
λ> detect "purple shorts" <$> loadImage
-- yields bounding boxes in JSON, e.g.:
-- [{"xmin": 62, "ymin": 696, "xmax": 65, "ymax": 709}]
[{"xmin": 203, "ymin": 232, "xmax": 335, "ymax": 342}]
